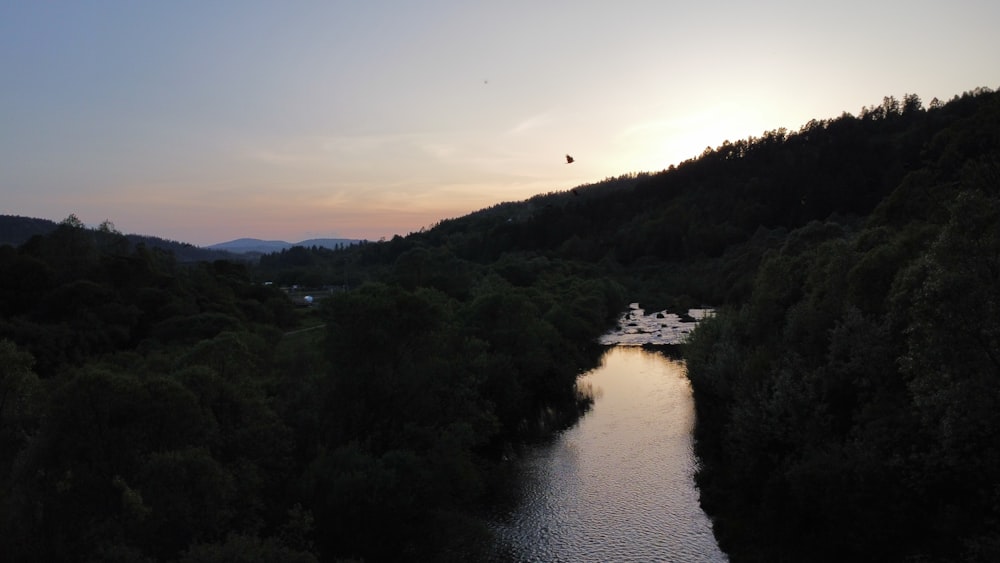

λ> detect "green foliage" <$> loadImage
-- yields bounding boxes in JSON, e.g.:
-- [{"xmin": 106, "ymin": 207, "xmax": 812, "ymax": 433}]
[
  {"xmin": 176, "ymin": 533, "xmax": 318, "ymax": 563},
  {"xmin": 685, "ymin": 89, "xmax": 1000, "ymax": 562},
  {"xmin": 289, "ymin": 252, "xmax": 615, "ymax": 559},
  {"xmin": 0, "ymin": 340, "xmax": 43, "ymax": 493}
]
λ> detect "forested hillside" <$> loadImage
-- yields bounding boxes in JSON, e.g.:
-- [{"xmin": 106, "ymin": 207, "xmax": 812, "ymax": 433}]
[
  {"xmin": 0, "ymin": 214, "xmax": 245, "ymax": 263},
  {"xmin": 682, "ymin": 90, "xmax": 1000, "ymax": 561},
  {"xmin": 0, "ymin": 215, "xmax": 59, "ymax": 246},
  {"xmin": 0, "ymin": 217, "xmax": 624, "ymax": 561},
  {"xmin": 1, "ymin": 87, "xmax": 997, "ymax": 562}
]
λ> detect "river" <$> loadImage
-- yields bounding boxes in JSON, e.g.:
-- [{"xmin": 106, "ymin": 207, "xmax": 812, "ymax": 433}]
[{"xmin": 488, "ymin": 345, "xmax": 728, "ymax": 562}]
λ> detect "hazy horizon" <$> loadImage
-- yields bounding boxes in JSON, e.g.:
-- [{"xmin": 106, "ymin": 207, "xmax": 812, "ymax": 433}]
[{"xmin": 3, "ymin": 1, "xmax": 998, "ymax": 247}]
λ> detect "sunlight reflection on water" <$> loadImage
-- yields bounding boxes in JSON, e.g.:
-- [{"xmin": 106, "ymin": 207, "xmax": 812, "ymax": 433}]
[{"xmin": 489, "ymin": 347, "xmax": 728, "ymax": 562}]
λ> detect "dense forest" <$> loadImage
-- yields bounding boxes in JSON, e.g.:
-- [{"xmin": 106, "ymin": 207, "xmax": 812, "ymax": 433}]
[
  {"xmin": 0, "ymin": 217, "xmax": 624, "ymax": 561},
  {"xmin": 1, "ymin": 87, "xmax": 998, "ymax": 561},
  {"xmin": 682, "ymin": 90, "xmax": 1000, "ymax": 561}
]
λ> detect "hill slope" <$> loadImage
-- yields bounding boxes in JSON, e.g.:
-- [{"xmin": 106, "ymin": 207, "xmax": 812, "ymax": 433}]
[
  {"xmin": 0, "ymin": 214, "xmax": 58, "ymax": 246},
  {"xmin": 0, "ymin": 215, "xmax": 246, "ymax": 263}
]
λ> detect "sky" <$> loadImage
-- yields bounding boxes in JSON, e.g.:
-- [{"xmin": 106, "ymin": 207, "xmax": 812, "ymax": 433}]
[{"xmin": 2, "ymin": 1, "xmax": 998, "ymax": 246}]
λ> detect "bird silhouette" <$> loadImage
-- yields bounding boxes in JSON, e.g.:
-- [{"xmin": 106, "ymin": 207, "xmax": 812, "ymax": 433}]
[{"xmin": 565, "ymin": 154, "xmax": 574, "ymax": 164}]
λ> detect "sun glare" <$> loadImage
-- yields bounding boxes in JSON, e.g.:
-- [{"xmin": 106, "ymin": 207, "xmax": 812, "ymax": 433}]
[{"xmin": 607, "ymin": 103, "xmax": 777, "ymax": 174}]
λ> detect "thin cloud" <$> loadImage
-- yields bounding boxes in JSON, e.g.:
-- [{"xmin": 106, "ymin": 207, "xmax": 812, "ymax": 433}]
[
  {"xmin": 506, "ymin": 111, "xmax": 556, "ymax": 135},
  {"xmin": 617, "ymin": 108, "xmax": 725, "ymax": 140}
]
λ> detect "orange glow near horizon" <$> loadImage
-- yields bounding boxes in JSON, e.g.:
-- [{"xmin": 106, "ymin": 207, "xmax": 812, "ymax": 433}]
[{"xmin": 3, "ymin": 3, "xmax": 997, "ymax": 246}]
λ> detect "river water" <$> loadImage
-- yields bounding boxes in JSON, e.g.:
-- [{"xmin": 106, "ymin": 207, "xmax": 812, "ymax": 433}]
[{"xmin": 488, "ymin": 346, "xmax": 728, "ymax": 562}]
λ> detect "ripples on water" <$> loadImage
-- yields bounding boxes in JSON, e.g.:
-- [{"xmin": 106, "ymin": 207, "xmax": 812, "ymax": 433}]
[{"xmin": 489, "ymin": 347, "xmax": 728, "ymax": 562}]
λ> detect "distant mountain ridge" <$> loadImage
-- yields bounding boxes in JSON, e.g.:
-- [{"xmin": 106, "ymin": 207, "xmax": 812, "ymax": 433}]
[
  {"xmin": 1, "ymin": 214, "xmax": 356, "ymax": 262},
  {"xmin": 0, "ymin": 214, "xmax": 59, "ymax": 246},
  {"xmin": 1, "ymin": 215, "xmax": 361, "ymax": 259},
  {"xmin": 206, "ymin": 237, "xmax": 361, "ymax": 254}
]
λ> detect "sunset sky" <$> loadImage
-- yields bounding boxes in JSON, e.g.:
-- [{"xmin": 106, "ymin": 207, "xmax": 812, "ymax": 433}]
[{"xmin": 2, "ymin": 1, "xmax": 998, "ymax": 246}]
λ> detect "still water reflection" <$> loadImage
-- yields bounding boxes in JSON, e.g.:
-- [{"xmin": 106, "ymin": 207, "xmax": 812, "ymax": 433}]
[{"xmin": 489, "ymin": 347, "xmax": 728, "ymax": 562}]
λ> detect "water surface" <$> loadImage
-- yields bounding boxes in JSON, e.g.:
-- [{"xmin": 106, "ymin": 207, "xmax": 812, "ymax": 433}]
[{"xmin": 490, "ymin": 346, "xmax": 727, "ymax": 562}]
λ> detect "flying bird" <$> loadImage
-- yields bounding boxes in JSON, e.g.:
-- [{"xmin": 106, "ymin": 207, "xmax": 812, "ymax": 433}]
[{"xmin": 565, "ymin": 154, "xmax": 574, "ymax": 164}]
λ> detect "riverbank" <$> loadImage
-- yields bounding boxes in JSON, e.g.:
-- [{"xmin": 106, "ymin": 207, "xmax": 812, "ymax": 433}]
[{"xmin": 599, "ymin": 303, "xmax": 713, "ymax": 346}]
